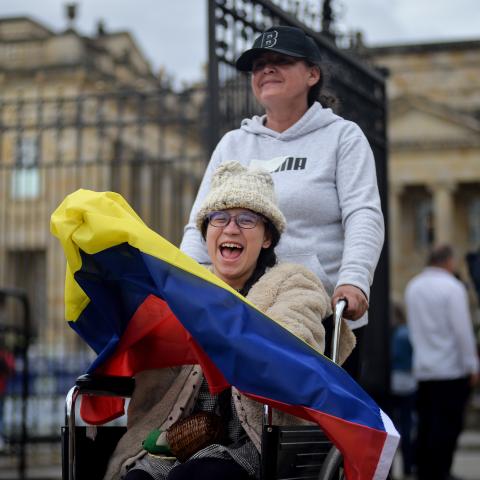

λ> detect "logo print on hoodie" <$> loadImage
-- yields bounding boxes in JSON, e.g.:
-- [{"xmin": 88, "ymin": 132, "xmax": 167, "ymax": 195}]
[
  {"xmin": 250, "ymin": 156, "xmax": 307, "ymax": 173},
  {"xmin": 274, "ymin": 157, "xmax": 307, "ymax": 172}
]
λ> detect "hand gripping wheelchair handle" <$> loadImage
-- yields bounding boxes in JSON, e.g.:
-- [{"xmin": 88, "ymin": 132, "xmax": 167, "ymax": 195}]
[{"xmin": 263, "ymin": 298, "xmax": 347, "ymax": 426}]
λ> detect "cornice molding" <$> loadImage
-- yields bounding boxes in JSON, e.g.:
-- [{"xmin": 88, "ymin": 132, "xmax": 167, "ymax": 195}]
[{"xmin": 389, "ymin": 95, "xmax": 480, "ymax": 135}]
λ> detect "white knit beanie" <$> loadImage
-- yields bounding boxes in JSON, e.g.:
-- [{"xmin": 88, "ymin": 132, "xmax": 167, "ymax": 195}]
[{"xmin": 196, "ymin": 161, "xmax": 286, "ymax": 234}]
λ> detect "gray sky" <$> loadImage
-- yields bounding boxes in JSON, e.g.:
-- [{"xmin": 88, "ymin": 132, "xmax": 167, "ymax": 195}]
[{"xmin": 1, "ymin": 0, "xmax": 479, "ymax": 87}]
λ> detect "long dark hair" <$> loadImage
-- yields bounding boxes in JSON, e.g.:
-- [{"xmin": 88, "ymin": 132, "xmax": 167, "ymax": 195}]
[
  {"xmin": 201, "ymin": 217, "xmax": 280, "ymax": 296},
  {"xmin": 307, "ymin": 61, "xmax": 337, "ymax": 109}
]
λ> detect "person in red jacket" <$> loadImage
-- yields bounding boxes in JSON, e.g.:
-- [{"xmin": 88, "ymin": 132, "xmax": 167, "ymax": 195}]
[{"xmin": 0, "ymin": 342, "xmax": 15, "ymax": 450}]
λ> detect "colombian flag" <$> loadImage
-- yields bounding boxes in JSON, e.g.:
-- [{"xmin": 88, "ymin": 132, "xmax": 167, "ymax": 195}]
[{"xmin": 51, "ymin": 189, "xmax": 399, "ymax": 480}]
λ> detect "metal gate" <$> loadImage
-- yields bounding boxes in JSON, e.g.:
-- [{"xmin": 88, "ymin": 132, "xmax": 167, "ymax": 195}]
[
  {"xmin": 207, "ymin": 0, "xmax": 390, "ymax": 402},
  {"xmin": 0, "ymin": 86, "xmax": 209, "ymax": 475}
]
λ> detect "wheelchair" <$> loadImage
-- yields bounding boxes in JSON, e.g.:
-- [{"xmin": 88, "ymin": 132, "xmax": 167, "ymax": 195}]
[{"xmin": 62, "ymin": 302, "xmax": 348, "ymax": 480}]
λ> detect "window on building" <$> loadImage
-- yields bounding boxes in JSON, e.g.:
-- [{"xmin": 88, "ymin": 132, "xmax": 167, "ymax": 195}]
[
  {"xmin": 415, "ymin": 198, "xmax": 434, "ymax": 248},
  {"xmin": 469, "ymin": 198, "xmax": 480, "ymax": 249},
  {"xmin": 6, "ymin": 249, "xmax": 46, "ymax": 339},
  {"xmin": 11, "ymin": 136, "xmax": 40, "ymax": 199}
]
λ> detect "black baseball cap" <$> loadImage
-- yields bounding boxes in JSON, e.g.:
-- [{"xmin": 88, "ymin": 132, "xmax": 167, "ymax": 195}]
[{"xmin": 235, "ymin": 26, "xmax": 322, "ymax": 72}]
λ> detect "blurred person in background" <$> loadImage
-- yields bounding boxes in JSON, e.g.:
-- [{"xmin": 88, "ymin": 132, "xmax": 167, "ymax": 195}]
[
  {"xmin": 466, "ymin": 249, "xmax": 480, "ymax": 305},
  {"xmin": 0, "ymin": 343, "xmax": 14, "ymax": 450},
  {"xmin": 405, "ymin": 245, "xmax": 479, "ymax": 480},
  {"xmin": 0, "ymin": 294, "xmax": 15, "ymax": 451},
  {"xmin": 390, "ymin": 302, "xmax": 417, "ymax": 479}
]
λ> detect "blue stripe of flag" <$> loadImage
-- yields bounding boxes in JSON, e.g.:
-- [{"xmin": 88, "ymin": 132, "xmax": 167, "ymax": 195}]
[{"xmin": 73, "ymin": 243, "xmax": 385, "ymax": 431}]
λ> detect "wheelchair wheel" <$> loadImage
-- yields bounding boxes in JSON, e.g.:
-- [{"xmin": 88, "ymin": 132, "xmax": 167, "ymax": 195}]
[{"xmin": 317, "ymin": 446, "xmax": 344, "ymax": 480}]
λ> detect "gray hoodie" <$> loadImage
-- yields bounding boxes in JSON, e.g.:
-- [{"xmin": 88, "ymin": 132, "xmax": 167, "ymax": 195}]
[{"xmin": 180, "ymin": 102, "xmax": 384, "ymax": 328}]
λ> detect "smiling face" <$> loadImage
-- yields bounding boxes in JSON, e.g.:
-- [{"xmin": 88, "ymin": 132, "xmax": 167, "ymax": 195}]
[
  {"xmin": 250, "ymin": 52, "xmax": 320, "ymax": 111},
  {"xmin": 206, "ymin": 208, "xmax": 272, "ymax": 291}
]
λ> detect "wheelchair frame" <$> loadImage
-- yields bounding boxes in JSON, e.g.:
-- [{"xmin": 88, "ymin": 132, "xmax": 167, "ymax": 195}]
[{"xmin": 63, "ymin": 301, "xmax": 348, "ymax": 480}]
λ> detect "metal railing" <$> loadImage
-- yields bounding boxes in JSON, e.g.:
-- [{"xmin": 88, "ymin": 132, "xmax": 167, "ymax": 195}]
[{"xmin": 0, "ymin": 87, "xmax": 209, "ymax": 466}]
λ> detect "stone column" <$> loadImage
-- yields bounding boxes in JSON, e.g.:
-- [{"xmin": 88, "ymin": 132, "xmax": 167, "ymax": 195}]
[
  {"xmin": 389, "ymin": 183, "xmax": 405, "ymax": 298},
  {"xmin": 389, "ymin": 184, "xmax": 404, "ymax": 263},
  {"xmin": 430, "ymin": 181, "xmax": 456, "ymax": 245}
]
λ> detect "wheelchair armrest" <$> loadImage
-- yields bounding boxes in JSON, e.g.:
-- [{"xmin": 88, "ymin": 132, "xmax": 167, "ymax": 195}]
[
  {"xmin": 75, "ymin": 374, "xmax": 135, "ymax": 398},
  {"xmin": 261, "ymin": 425, "xmax": 333, "ymax": 480}
]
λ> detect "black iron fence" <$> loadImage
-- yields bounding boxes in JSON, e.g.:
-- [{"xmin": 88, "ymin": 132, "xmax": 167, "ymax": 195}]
[
  {"xmin": 208, "ymin": 0, "xmax": 389, "ymax": 401},
  {"xmin": 0, "ymin": 87, "xmax": 209, "ymax": 473}
]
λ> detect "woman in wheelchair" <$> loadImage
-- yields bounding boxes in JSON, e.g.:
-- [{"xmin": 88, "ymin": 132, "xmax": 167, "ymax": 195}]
[{"xmin": 107, "ymin": 162, "xmax": 355, "ymax": 480}]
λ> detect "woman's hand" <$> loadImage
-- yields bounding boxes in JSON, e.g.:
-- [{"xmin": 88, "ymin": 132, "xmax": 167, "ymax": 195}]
[{"xmin": 332, "ymin": 284, "xmax": 368, "ymax": 320}]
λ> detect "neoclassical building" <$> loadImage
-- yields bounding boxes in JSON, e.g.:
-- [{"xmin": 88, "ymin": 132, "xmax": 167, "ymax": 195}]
[
  {"xmin": 366, "ymin": 40, "xmax": 480, "ymax": 303},
  {"xmin": 0, "ymin": 16, "xmax": 205, "ymax": 353}
]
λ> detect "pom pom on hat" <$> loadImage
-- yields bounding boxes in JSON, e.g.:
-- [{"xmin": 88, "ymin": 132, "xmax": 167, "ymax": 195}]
[{"xmin": 196, "ymin": 161, "xmax": 286, "ymax": 234}]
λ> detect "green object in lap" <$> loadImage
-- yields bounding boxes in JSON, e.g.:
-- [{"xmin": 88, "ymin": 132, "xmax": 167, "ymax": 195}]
[{"xmin": 142, "ymin": 429, "xmax": 171, "ymax": 455}]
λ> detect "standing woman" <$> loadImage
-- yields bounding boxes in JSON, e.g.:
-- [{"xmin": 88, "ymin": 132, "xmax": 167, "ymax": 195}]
[{"xmin": 181, "ymin": 26, "xmax": 384, "ymax": 378}]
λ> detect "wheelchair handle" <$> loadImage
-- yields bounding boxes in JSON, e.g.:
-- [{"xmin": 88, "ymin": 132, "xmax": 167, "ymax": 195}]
[
  {"xmin": 332, "ymin": 299, "xmax": 347, "ymax": 365},
  {"xmin": 64, "ymin": 374, "xmax": 136, "ymax": 480}
]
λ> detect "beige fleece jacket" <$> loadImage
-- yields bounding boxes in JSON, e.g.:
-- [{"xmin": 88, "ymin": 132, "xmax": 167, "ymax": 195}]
[{"xmin": 103, "ymin": 262, "xmax": 356, "ymax": 479}]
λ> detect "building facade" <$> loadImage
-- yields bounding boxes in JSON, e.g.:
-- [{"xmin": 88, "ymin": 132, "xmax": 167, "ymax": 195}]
[
  {"xmin": 366, "ymin": 40, "xmax": 480, "ymax": 304},
  {"xmin": 0, "ymin": 17, "xmax": 206, "ymax": 356}
]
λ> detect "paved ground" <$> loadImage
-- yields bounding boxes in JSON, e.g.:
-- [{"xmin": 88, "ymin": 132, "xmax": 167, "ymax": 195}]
[
  {"xmin": 452, "ymin": 431, "xmax": 480, "ymax": 480},
  {"xmin": 391, "ymin": 430, "xmax": 480, "ymax": 480}
]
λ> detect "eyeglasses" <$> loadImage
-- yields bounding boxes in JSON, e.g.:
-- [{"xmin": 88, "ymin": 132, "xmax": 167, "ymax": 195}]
[{"xmin": 207, "ymin": 211, "xmax": 265, "ymax": 229}]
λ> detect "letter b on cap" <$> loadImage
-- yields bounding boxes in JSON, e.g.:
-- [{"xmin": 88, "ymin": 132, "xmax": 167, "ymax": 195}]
[{"xmin": 261, "ymin": 30, "xmax": 278, "ymax": 48}]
